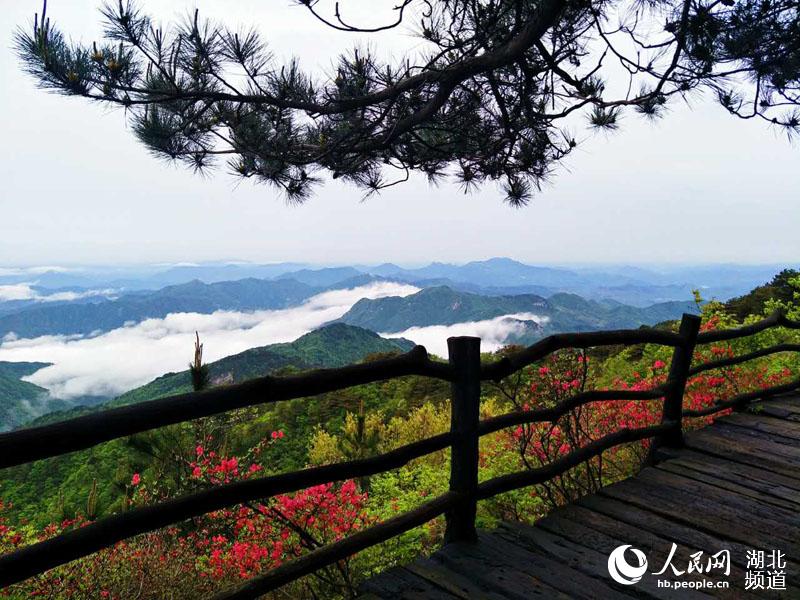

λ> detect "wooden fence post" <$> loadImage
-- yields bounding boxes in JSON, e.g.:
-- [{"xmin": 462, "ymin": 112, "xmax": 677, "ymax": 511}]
[
  {"xmin": 444, "ymin": 336, "xmax": 481, "ymax": 544},
  {"xmin": 655, "ymin": 313, "xmax": 702, "ymax": 453}
]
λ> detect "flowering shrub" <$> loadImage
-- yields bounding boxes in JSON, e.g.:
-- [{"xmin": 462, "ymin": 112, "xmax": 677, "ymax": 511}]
[{"xmin": 1, "ymin": 431, "xmax": 370, "ymax": 599}]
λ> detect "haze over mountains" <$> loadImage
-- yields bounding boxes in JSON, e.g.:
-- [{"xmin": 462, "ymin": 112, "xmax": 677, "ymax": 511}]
[
  {"xmin": 1, "ymin": 258, "xmax": 789, "ymax": 305},
  {"xmin": 0, "ymin": 257, "xmax": 788, "ymax": 430}
]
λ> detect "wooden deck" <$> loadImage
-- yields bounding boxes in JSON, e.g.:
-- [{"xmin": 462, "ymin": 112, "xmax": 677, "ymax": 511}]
[{"xmin": 360, "ymin": 395, "xmax": 800, "ymax": 599}]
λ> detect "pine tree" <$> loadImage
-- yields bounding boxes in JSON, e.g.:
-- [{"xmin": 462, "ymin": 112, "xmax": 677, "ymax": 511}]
[{"xmin": 15, "ymin": 0, "xmax": 800, "ymax": 205}]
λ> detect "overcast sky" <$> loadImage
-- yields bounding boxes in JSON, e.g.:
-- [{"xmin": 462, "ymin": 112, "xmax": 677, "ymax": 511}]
[{"xmin": 1, "ymin": 0, "xmax": 798, "ymax": 268}]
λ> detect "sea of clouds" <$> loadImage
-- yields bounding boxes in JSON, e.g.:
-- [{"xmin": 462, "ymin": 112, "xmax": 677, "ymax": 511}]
[
  {"xmin": 384, "ymin": 312, "xmax": 549, "ymax": 358},
  {"xmin": 0, "ymin": 282, "xmax": 419, "ymax": 399},
  {"xmin": 0, "ymin": 283, "xmax": 550, "ymax": 401},
  {"xmin": 0, "ymin": 283, "xmax": 116, "ymax": 303}
]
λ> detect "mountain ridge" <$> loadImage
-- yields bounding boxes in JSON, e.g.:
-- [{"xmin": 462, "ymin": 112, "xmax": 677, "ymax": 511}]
[
  {"xmin": 50, "ymin": 324, "xmax": 416, "ymax": 416},
  {"xmin": 336, "ymin": 286, "xmax": 700, "ymax": 336},
  {"xmin": 0, "ymin": 277, "xmax": 383, "ymax": 340}
]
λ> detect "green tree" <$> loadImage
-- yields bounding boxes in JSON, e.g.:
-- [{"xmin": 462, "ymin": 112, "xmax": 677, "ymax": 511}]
[{"xmin": 16, "ymin": 0, "xmax": 800, "ymax": 205}]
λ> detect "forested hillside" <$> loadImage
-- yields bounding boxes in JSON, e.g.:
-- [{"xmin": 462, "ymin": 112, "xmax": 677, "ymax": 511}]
[
  {"xmin": 0, "ymin": 361, "xmax": 63, "ymax": 431},
  {"xmin": 111, "ymin": 324, "xmax": 415, "ymax": 408}
]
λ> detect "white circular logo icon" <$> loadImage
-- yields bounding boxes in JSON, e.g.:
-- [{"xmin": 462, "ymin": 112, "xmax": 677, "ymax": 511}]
[{"xmin": 608, "ymin": 544, "xmax": 648, "ymax": 585}]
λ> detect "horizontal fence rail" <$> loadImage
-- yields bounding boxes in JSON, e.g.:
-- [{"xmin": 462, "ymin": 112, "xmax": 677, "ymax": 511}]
[
  {"xmin": 0, "ymin": 432, "xmax": 453, "ymax": 588},
  {"xmin": 685, "ymin": 310, "xmax": 800, "ymax": 417},
  {"xmin": 210, "ymin": 492, "xmax": 462, "ymax": 600},
  {"xmin": 0, "ymin": 346, "xmax": 452, "ymax": 469},
  {"xmin": 477, "ymin": 423, "xmax": 676, "ymax": 499},
  {"xmin": 684, "ymin": 378, "xmax": 800, "ymax": 418},
  {"xmin": 480, "ymin": 328, "xmax": 684, "ymax": 381},
  {"xmin": 477, "ymin": 388, "xmax": 667, "ymax": 436},
  {"xmin": 1, "ymin": 310, "xmax": 798, "ymax": 598},
  {"xmin": 696, "ymin": 311, "xmax": 800, "ymax": 343},
  {"xmin": 688, "ymin": 343, "xmax": 800, "ymax": 376}
]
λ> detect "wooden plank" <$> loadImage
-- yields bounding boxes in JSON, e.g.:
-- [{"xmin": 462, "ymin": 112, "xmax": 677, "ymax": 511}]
[
  {"xmin": 654, "ymin": 461, "xmax": 800, "ymax": 511},
  {"xmin": 359, "ymin": 565, "xmax": 462, "ymax": 599},
  {"xmin": 360, "ymin": 395, "xmax": 800, "ymax": 599},
  {"xmin": 697, "ymin": 423, "xmax": 800, "ymax": 459},
  {"xmin": 682, "ymin": 430, "xmax": 800, "ymax": 480},
  {"xmin": 474, "ymin": 531, "xmax": 636, "ymax": 599},
  {"xmin": 709, "ymin": 422, "xmax": 800, "ymax": 455},
  {"xmin": 434, "ymin": 533, "xmax": 623, "ymax": 599},
  {"xmin": 577, "ymin": 494, "xmax": 791, "ymax": 573},
  {"xmin": 532, "ymin": 505, "xmax": 781, "ymax": 598},
  {"xmin": 631, "ymin": 468, "xmax": 800, "ymax": 525},
  {"xmin": 751, "ymin": 403, "xmax": 800, "ymax": 421},
  {"xmin": 543, "ymin": 503, "xmax": 734, "ymax": 565},
  {"xmin": 431, "ymin": 541, "xmax": 571, "ymax": 599},
  {"xmin": 656, "ymin": 447, "xmax": 800, "ymax": 494},
  {"xmin": 496, "ymin": 520, "xmax": 713, "ymax": 599},
  {"xmin": 405, "ymin": 558, "xmax": 508, "ymax": 599},
  {"xmin": 598, "ymin": 476, "xmax": 800, "ymax": 556},
  {"xmin": 750, "ymin": 398, "xmax": 800, "ymax": 420},
  {"xmin": 715, "ymin": 412, "xmax": 800, "ymax": 441},
  {"xmin": 657, "ymin": 454, "xmax": 800, "ymax": 506},
  {"xmin": 598, "ymin": 477, "xmax": 800, "ymax": 555}
]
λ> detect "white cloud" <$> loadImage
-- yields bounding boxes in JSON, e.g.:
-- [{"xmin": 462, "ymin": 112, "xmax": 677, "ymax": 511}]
[
  {"xmin": 43, "ymin": 289, "xmax": 118, "ymax": 302},
  {"xmin": 384, "ymin": 313, "xmax": 548, "ymax": 358},
  {"xmin": 0, "ymin": 283, "xmax": 116, "ymax": 303},
  {"xmin": 0, "ymin": 284, "xmax": 37, "ymax": 301},
  {"xmin": 0, "ymin": 282, "xmax": 419, "ymax": 399}
]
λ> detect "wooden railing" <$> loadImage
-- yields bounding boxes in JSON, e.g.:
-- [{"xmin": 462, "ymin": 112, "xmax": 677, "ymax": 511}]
[{"xmin": 0, "ymin": 311, "xmax": 798, "ymax": 598}]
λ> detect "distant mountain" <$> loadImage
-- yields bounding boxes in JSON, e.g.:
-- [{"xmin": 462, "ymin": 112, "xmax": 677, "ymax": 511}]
[
  {"xmin": 0, "ymin": 286, "xmax": 119, "ymax": 316},
  {"xmin": 544, "ymin": 293, "xmax": 699, "ymax": 331},
  {"xmin": 0, "ymin": 277, "xmax": 371, "ymax": 340},
  {"xmin": 276, "ymin": 267, "xmax": 364, "ymax": 287},
  {"xmin": 361, "ymin": 263, "xmax": 405, "ymax": 277},
  {"xmin": 357, "ymin": 260, "xmax": 692, "ymax": 305},
  {"xmin": 336, "ymin": 287, "xmax": 699, "ymax": 341},
  {"xmin": 365, "ymin": 258, "xmax": 586, "ymax": 288},
  {"xmin": 142, "ymin": 263, "xmax": 307, "ymax": 287},
  {"xmin": 338, "ymin": 286, "xmax": 548, "ymax": 332},
  {"xmin": 109, "ymin": 324, "xmax": 415, "ymax": 408}
]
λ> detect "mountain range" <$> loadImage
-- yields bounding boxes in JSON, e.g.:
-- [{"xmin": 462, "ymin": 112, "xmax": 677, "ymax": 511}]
[
  {"xmin": 336, "ymin": 286, "xmax": 699, "ymax": 338},
  {"xmin": 20, "ymin": 324, "xmax": 415, "ymax": 429},
  {"xmin": 2, "ymin": 258, "xmax": 792, "ymax": 305},
  {"xmin": 0, "ymin": 258, "xmax": 787, "ymax": 432},
  {"xmin": 0, "ymin": 277, "xmax": 364, "ymax": 340}
]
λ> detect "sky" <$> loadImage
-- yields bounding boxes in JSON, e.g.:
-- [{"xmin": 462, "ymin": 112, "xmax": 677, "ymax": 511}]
[{"xmin": 1, "ymin": 0, "xmax": 799, "ymax": 267}]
